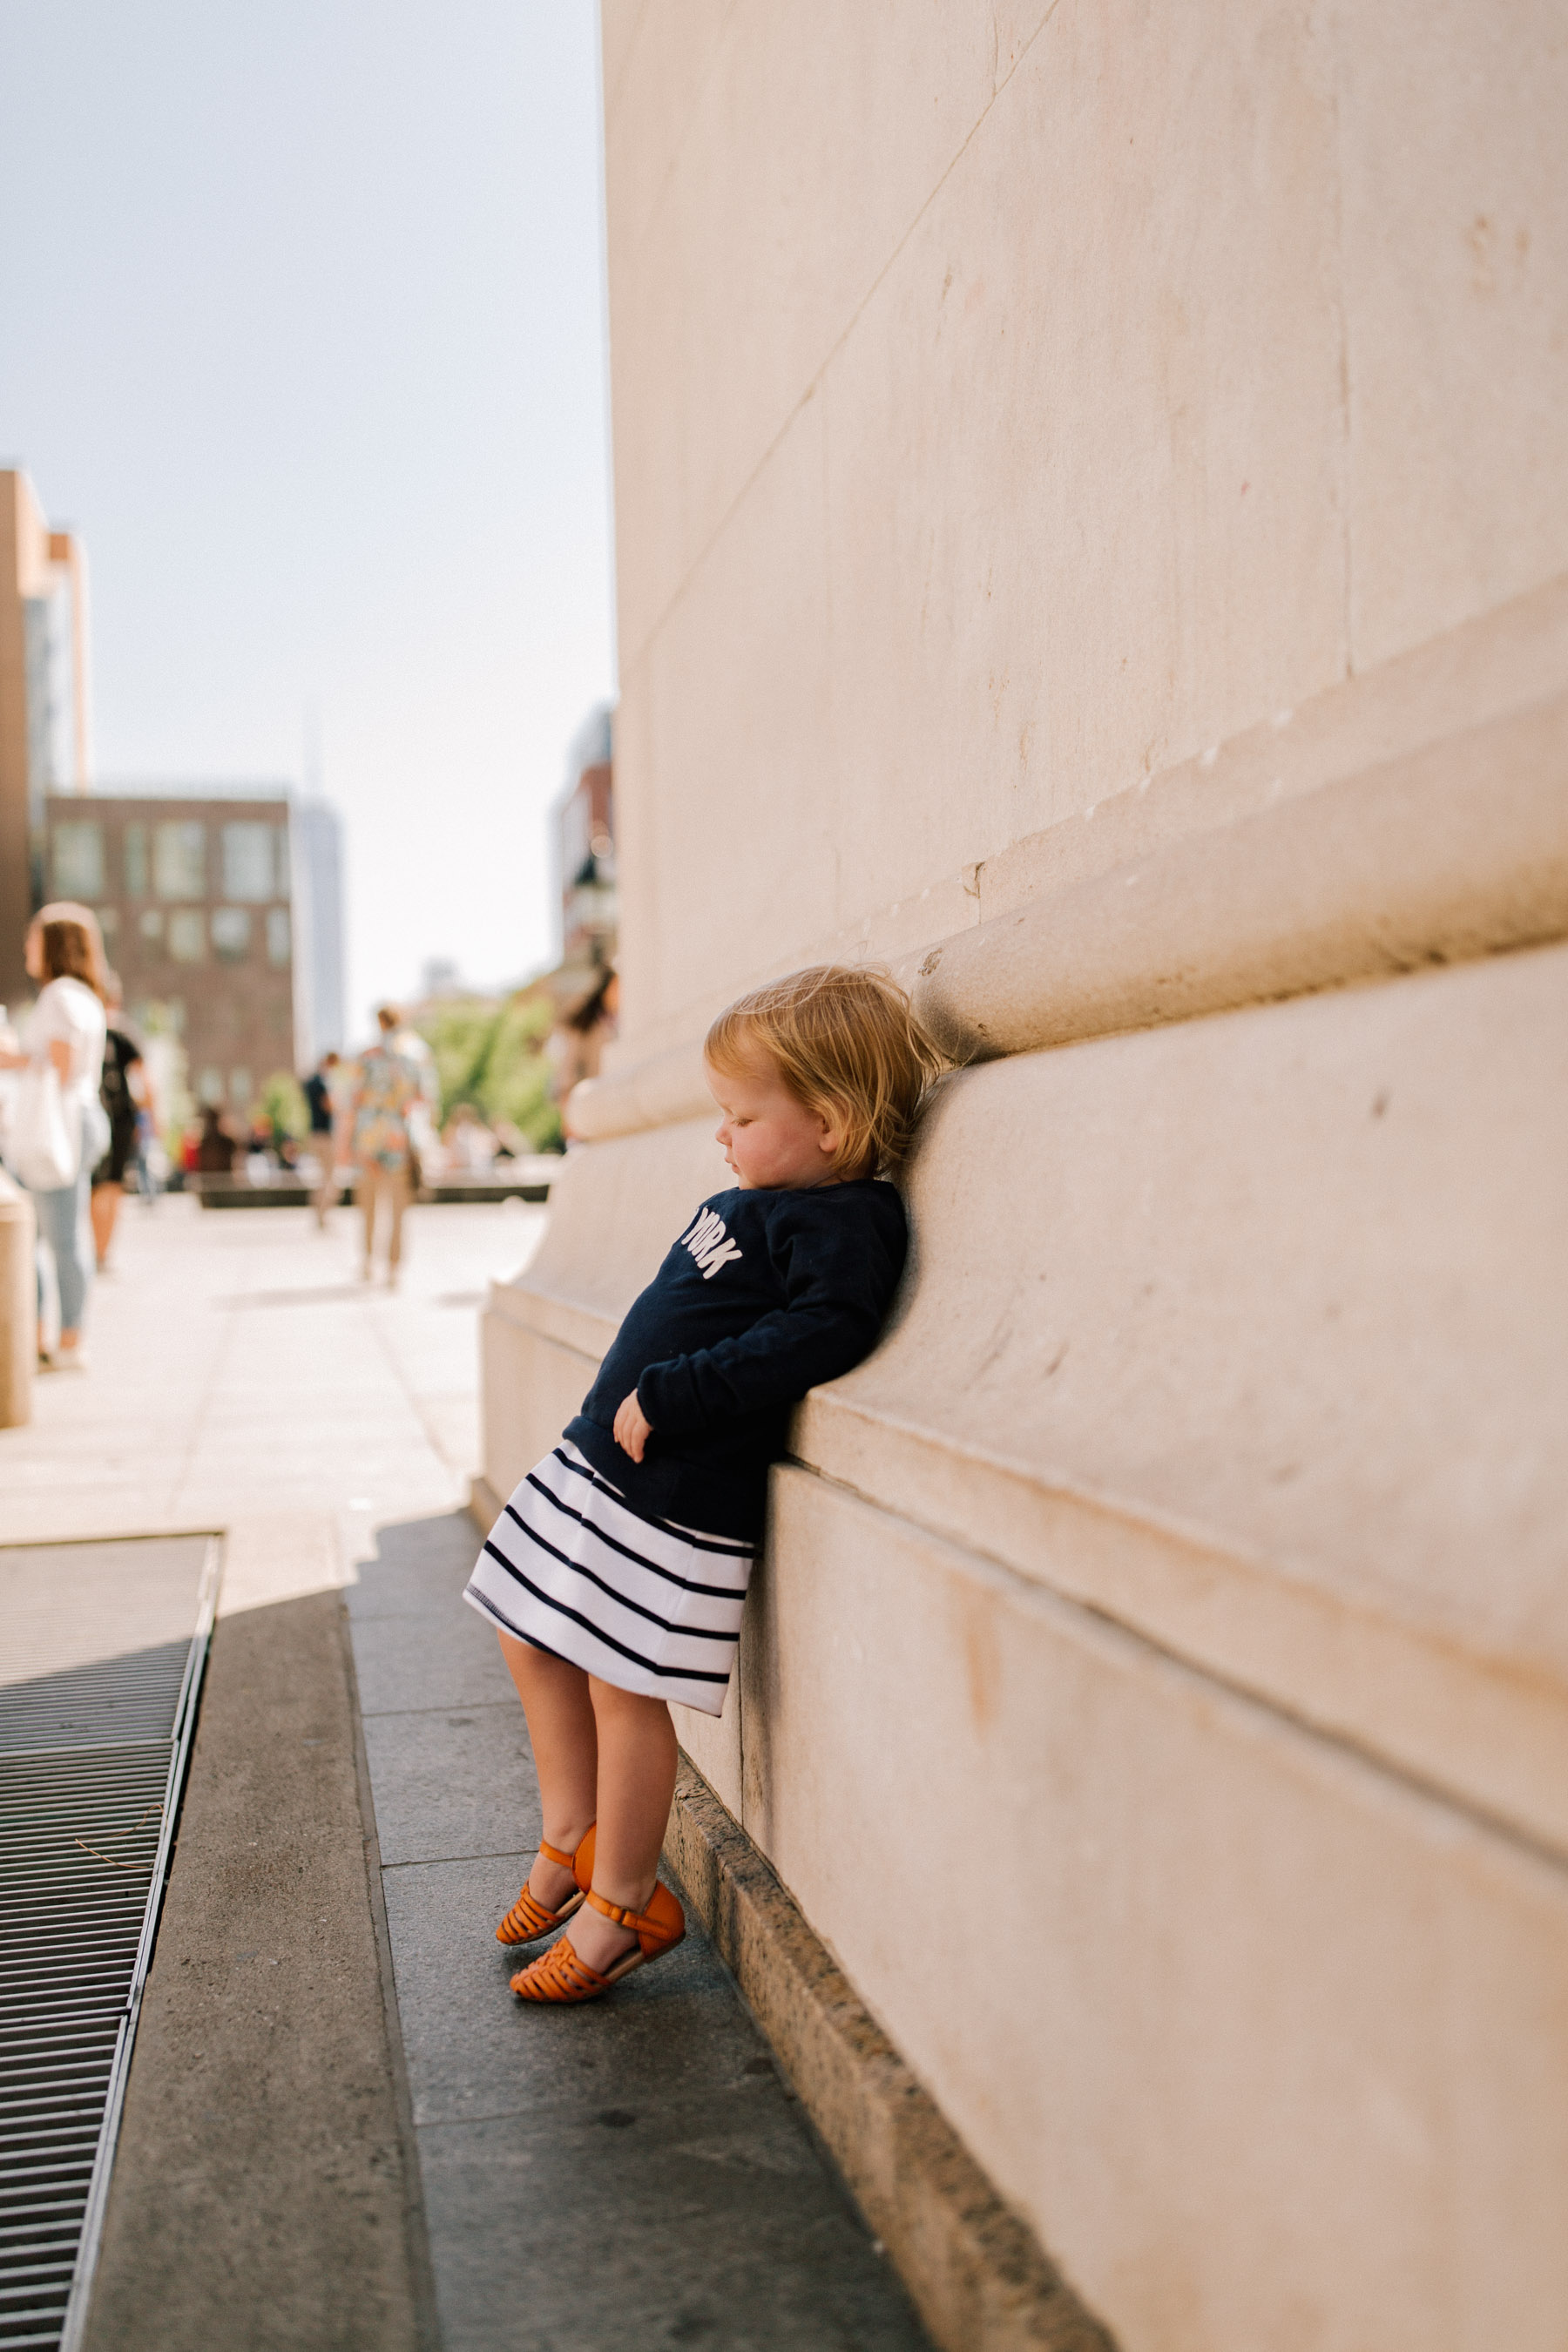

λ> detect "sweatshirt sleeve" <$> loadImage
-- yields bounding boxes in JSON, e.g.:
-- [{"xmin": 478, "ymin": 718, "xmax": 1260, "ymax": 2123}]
[{"xmin": 636, "ymin": 1193, "xmax": 904, "ymax": 1436}]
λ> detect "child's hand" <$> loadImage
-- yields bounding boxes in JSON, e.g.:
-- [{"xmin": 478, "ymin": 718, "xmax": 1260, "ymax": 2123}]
[{"xmin": 613, "ymin": 1390, "xmax": 652, "ymax": 1463}]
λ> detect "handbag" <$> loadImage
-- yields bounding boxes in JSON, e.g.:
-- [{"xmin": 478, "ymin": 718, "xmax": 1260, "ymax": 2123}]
[
  {"xmin": 12, "ymin": 1061, "xmax": 78, "ymax": 1190},
  {"xmin": 80, "ymin": 1091, "xmax": 112, "ymax": 1173}
]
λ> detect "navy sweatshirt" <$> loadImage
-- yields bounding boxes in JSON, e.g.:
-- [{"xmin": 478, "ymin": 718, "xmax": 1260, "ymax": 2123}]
[{"xmin": 565, "ymin": 1179, "xmax": 908, "ymax": 1538}]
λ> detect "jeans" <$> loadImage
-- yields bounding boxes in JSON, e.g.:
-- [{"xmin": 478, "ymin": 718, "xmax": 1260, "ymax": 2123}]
[{"xmin": 33, "ymin": 1164, "xmax": 91, "ymax": 1334}]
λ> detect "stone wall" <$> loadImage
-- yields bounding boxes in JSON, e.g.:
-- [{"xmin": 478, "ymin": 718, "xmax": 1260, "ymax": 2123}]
[{"xmin": 480, "ymin": 9, "xmax": 1568, "ymax": 2345}]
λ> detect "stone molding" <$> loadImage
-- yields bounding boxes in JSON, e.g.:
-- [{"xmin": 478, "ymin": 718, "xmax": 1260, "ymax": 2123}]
[
  {"xmin": 913, "ymin": 689, "xmax": 1568, "ymax": 1064},
  {"xmin": 566, "ymin": 592, "xmax": 1568, "ymax": 1139}
]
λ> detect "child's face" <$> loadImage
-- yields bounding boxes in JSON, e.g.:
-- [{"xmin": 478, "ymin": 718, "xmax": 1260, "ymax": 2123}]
[{"xmin": 706, "ymin": 1051, "xmax": 842, "ymax": 1191}]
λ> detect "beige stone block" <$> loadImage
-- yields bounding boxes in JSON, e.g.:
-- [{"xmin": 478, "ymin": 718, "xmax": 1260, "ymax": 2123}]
[
  {"xmin": 610, "ymin": 0, "xmax": 1355, "ymax": 1044},
  {"xmin": 670, "ymin": 1678, "xmax": 742, "ymax": 1822},
  {"xmin": 820, "ymin": 0, "xmax": 1347, "ymax": 910},
  {"xmin": 1335, "ymin": 0, "xmax": 1568, "ymax": 668},
  {"xmin": 570, "ymin": 1040, "xmax": 712, "ymax": 1142},
  {"xmin": 478, "ymin": 1312, "xmax": 599, "ymax": 1505},
  {"xmin": 601, "ymin": 0, "xmax": 735, "ymax": 240},
  {"xmin": 598, "ymin": 0, "xmax": 645, "ymax": 125},
  {"xmin": 633, "ymin": 399, "xmax": 839, "ymax": 1025},
  {"xmin": 606, "ymin": 867, "xmax": 983, "ymax": 1078},
  {"xmin": 746, "ymin": 1467, "xmax": 1568, "ymax": 2352},
  {"xmin": 606, "ymin": 3, "xmax": 1057, "ymax": 665}
]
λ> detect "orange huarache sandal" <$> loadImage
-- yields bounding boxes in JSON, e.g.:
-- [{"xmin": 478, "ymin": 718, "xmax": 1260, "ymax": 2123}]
[
  {"xmin": 510, "ymin": 1880, "xmax": 686, "ymax": 2004},
  {"xmin": 495, "ymin": 1823, "xmax": 597, "ymax": 1947}
]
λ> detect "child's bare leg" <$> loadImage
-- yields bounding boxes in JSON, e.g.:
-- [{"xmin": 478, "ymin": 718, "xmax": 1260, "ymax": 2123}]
[
  {"xmin": 497, "ymin": 1632, "xmax": 597, "ymax": 1908},
  {"xmin": 569, "ymin": 1679, "xmax": 678, "ymax": 1972}
]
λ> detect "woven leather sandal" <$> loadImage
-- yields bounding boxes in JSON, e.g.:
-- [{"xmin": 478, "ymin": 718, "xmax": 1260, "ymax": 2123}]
[
  {"xmin": 495, "ymin": 1823, "xmax": 597, "ymax": 1947},
  {"xmin": 510, "ymin": 1880, "xmax": 686, "ymax": 2003}
]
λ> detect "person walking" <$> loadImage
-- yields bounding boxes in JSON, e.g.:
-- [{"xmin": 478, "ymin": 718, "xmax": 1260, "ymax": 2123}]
[
  {"xmin": 302, "ymin": 1050, "xmax": 342, "ymax": 1227},
  {"xmin": 90, "ymin": 975, "xmax": 152, "ymax": 1274},
  {"xmin": 350, "ymin": 1007, "xmax": 421, "ymax": 1288},
  {"xmin": 0, "ymin": 905, "xmax": 109, "ymax": 1369}
]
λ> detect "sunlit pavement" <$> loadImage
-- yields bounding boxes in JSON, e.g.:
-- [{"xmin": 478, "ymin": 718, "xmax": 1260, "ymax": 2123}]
[{"xmin": 0, "ymin": 1187, "xmax": 544, "ymax": 1598}]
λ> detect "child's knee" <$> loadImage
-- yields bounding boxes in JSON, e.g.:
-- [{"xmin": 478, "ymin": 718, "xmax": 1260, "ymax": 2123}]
[{"xmin": 588, "ymin": 1676, "xmax": 667, "ymax": 1724}]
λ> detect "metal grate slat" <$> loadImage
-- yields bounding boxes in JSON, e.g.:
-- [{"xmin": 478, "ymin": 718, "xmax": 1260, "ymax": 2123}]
[{"xmin": 0, "ymin": 1538, "xmax": 218, "ymax": 2352}]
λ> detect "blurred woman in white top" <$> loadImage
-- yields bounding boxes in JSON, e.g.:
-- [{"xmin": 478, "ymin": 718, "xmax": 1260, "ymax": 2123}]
[{"xmin": 0, "ymin": 904, "xmax": 109, "ymax": 1368}]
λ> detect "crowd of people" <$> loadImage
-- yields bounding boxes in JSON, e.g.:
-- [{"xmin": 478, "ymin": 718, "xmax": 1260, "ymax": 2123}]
[{"xmin": 0, "ymin": 896, "xmax": 528, "ymax": 1369}]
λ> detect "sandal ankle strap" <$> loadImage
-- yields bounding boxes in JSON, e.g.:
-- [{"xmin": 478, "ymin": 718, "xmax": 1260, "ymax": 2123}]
[
  {"xmin": 585, "ymin": 1889, "xmax": 659, "ymax": 1933},
  {"xmin": 537, "ymin": 1829, "xmax": 591, "ymax": 1871}
]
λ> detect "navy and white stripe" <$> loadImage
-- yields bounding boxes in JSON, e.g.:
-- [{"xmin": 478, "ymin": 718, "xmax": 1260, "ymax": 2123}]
[{"xmin": 463, "ymin": 1441, "xmax": 754, "ymax": 1716}]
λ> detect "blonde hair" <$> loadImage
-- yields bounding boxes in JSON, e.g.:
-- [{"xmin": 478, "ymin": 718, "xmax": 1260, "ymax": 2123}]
[{"xmin": 705, "ymin": 963, "xmax": 944, "ymax": 1179}]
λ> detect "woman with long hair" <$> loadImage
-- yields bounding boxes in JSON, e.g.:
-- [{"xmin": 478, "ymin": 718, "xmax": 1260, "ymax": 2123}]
[{"xmin": 0, "ymin": 902, "xmax": 109, "ymax": 1368}]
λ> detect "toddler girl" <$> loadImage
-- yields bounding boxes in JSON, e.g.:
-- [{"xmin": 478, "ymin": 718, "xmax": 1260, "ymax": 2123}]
[{"xmin": 463, "ymin": 963, "xmax": 941, "ymax": 2004}]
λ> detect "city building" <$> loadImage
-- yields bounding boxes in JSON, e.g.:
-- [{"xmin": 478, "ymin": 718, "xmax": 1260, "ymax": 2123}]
[
  {"xmin": 40, "ymin": 787, "xmax": 345, "ymax": 1123},
  {"xmin": 553, "ymin": 700, "xmax": 615, "ymax": 970},
  {"xmin": 477, "ymin": 11, "xmax": 1568, "ymax": 2351},
  {"xmin": 0, "ymin": 470, "xmax": 91, "ymax": 1007}
]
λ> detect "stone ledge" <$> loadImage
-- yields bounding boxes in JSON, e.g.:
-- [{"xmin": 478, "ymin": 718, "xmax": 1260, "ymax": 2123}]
[
  {"xmin": 663, "ymin": 1755, "xmax": 1116, "ymax": 2352},
  {"xmin": 565, "ymin": 573, "xmax": 1568, "ymax": 1141}
]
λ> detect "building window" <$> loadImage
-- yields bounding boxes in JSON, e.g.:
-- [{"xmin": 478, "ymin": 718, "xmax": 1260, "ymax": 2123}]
[
  {"xmin": 197, "ymin": 1068, "xmax": 224, "ymax": 1106},
  {"xmin": 125, "ymin": 822, "xmax": 149, "ymax": 898},
  {"xmin": 168, "ymin": 909, "xmax": 206, "ymax": 963},
  {"xmin": 139, "ymin": 908, "xmax": 164, "ymax": 942},
  {"xmin": 222, "ymin": 821, "xmax": 283, "ymax": 902},
  {"xmin": 229, "ymin": 1069, "xmax": 252, "ymax": 1108},
  {"xmin": 51, "ymin": 821, "xmax": 105, "ymax": 899},
  {"xmin": 211, "ymin": 907, "xmax": 252, "ymax": 963},
  {"xmin": 154, "ymin": 821, "xmax": 206, "ymax": 900},
  {"xmin": 267, "ymin": 907, "xmax": 291, "ymax": 965}
]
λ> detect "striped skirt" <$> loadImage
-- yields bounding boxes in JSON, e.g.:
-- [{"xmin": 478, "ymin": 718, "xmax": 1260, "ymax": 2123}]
[{"xmin": 462, "ymin": 1441, "xmax": 754, "ymax": 1716}]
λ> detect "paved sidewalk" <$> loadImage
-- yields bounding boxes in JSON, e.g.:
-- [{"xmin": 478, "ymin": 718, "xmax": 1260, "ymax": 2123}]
[
  {"xmin": 1, "ymin": 1186, "xmax": 532, "ymax": 1586},
  {"xmin": 350, "ymin": 1509, "xmax": 929, "ymax": 2351}
]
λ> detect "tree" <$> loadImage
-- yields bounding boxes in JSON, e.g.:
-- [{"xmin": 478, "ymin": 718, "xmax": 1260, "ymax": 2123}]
[{"xmin": 414, "ymin": 993, "xmax": 563, "ymax": 1151}]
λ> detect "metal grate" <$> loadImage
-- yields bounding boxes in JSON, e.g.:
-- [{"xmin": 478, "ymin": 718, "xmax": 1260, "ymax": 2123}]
[
  {"xmin": 0, "ymin": 1540, "xmax": 218, "ymax": 2352},
  {"xmin": 0, "ymin": 1646, "xmax": 195, "ymax": 1757}
]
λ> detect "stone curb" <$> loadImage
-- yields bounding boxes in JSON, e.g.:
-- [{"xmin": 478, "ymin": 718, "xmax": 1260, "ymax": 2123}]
[{"xmin": 663, "ymin": 1757, "xmax": 1117, "ymax": 2352}]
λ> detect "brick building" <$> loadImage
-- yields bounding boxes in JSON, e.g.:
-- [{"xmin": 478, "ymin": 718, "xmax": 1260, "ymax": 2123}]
[{"xmin": 41, "ymin": 788, "xmax": 343, "ymax": 1122}]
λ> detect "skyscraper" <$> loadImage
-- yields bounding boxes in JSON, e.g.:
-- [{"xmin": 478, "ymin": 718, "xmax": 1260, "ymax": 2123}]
[{"xmin": 289, "ymin": 797, "xmax": 347, "ymax": 1065}]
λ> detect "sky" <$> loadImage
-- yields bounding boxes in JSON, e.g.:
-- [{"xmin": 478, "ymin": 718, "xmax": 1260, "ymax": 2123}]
[{"xmin": 0, "ymin": 0, "xmax": 616, "ymax": 1037}]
